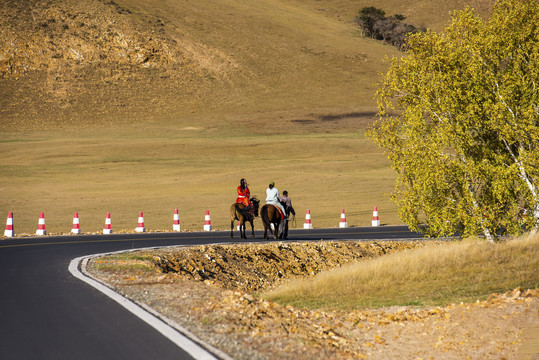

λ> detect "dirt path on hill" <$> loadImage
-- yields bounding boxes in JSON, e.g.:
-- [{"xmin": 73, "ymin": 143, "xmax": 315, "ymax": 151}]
[{"xmin": 86, "ymin": 241, "xmax": 539, "ymax": 360}]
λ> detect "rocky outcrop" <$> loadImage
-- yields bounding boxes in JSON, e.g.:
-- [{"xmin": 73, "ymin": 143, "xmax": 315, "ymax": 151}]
[{"xmin": 0, "ymin": 0, "xmax": 179, "ymax": 78}]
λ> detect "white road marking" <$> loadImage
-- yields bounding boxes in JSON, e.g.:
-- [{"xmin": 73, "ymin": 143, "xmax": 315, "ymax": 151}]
[{"xmin": 69, "ymin": 246, "xmax": 234, "ymax": 360}]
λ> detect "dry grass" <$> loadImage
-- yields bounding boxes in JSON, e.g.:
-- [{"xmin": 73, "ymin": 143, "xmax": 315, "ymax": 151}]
[
  {"xmin": 0, "ymin": 0, "xmax": 401, "ymax": 131},
  {"xmin": 288, "ymin": 0, "xmax": 494, "ymax": 32},
  {"xmin": 0, "ymin": 0, "xmax": 496, "ymax": 235},
  {"xmin": 265, "ymin": 234, "xmax": 539, "ymax": 310},
  {"xmin": 0, "ymin": 126, "xmax": 398, "ymax": 234}
]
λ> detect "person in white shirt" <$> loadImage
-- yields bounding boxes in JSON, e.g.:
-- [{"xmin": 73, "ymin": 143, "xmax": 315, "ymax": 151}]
[{"xmin": 265, "ymin": 181, "xmax": 286, "ymax": 219}]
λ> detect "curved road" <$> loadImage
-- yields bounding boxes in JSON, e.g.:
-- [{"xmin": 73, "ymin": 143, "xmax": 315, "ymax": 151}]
[{"xmin": 0, "ymin": 226, "xmax": 423, "ymax": 360}]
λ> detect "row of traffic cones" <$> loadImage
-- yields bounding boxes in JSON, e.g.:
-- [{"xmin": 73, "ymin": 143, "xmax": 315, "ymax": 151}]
[
  {"xmin": 2, "ymin": 209, "xmax": 186, "ymax": 237},
  {"xmin": 304, "ymin": 207, "xmax": 381, "ymax": 229},
  {"xmin": 3, "ymin": 207, "xmax": 381, "ymax": 237}
]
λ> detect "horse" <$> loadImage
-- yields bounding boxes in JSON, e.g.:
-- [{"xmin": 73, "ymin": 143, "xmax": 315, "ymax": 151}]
[
  {"xmin": 260, "ymin": 204, "xmax": 282, "ymax": 240},
  {"xmin": 230, "ymin": 197, "xmax": 260, "ymax": 239}
]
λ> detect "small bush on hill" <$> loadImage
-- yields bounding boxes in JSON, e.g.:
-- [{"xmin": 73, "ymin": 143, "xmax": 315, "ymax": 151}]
[{"xmin": 354, "ymin": 6, "xmax": 425, "ymax": 50}]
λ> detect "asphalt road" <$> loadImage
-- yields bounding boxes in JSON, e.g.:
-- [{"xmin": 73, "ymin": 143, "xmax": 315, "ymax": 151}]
[{"xmin": 0, "ymin": 226, "xmax": 423, "ymax": 360}]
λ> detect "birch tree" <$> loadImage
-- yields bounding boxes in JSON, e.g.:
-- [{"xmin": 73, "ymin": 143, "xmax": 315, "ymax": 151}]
[{"xmin": 369, "ymin": 0, "xmax": 539, "ymax": 242}]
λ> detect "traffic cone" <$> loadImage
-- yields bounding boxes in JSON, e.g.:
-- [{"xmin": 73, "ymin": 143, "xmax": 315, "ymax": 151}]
[
  {"xmin": 173, "ymin": 208, "xmax": 181, "ymax": 232},
  {"xmin": 4, "ymin": 212, "xmax": 14, "ymax": 237},
  {"xmin": 71, "ymin": 212, "xmax": 81, "ymax": 234},
  {"xmin": 372, "ymin": 206, "xmax": 380, "ymax": 226},
  {"xmin": 304, "ymin": 209, "xmax": 313, "ymax": 229},
  {"xmin": 136, "ymin": 212, "xmax": 146, "ymax": 232},
  {"xmin": 103, "ymin": 213, "xmax": 112, "ymax": 234},
  {"xmin": 203, "ymin": 210, "xmax": 212, "ymax": 231},
  {"xmin": 36, "ymin": 212, "xmax": 46, "ymax": 236},
  {"xmin": 339, "ymin": 209, "xmax": 348, "ymax": 228}
]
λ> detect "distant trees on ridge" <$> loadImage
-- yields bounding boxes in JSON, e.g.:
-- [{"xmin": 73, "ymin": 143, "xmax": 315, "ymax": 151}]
[{"xmin": 354, "ymin": 6, "xmax": 425, "ymax": 50}]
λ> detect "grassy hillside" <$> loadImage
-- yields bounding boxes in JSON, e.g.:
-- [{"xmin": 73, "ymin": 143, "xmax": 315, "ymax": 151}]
[
  {"xmin": 1, "ymin": 0, "xmax": 401, "ymax": 131},
  {"xmin": 0, "ymin": 0, "xmax": 494, "ymax": 131},
  {"xmin": 265, "ymin": 234, "xmax": 539, "ymax": 310},
  {"xmin": 0, "ymin": 0, "xmax": 495, "ymax": 234},
  {"xmin": 290, "ymin": 0, "xmax": 494, "ymax": 32}
]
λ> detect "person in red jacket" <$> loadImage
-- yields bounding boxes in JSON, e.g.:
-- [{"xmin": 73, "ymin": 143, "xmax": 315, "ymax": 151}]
[{"xmin": 236, "ymin": 178, "xmax": 251, "ymax": 207}]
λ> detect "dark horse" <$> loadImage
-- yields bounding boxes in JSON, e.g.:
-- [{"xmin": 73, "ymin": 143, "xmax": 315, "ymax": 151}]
[
  {"xmin": 230, "ymin": 197, "xmax": 260, "ymax": 239},
  {"xmin": 260, "ymin": 204, "xmax": 282, "ymax": 240}
]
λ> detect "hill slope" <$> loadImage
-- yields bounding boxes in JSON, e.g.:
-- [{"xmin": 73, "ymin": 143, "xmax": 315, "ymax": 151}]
[{"xmin": 0, "ymin": 0, "xmax": 494, "ymax": 132}]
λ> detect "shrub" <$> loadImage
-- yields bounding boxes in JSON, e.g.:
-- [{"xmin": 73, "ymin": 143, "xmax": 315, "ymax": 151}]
[{"xmin": 354, "ymin": 7, "xmax": 424, "ymax": 50}]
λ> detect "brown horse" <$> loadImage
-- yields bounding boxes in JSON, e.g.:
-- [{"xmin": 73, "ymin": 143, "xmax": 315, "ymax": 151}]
[
  {"xmin": 230, "ymin": 197, "xmax": 260, "ymax": 239},
  {"xmin": 260, "ymin": 204, "xmax": 282, "ymax": 240}
]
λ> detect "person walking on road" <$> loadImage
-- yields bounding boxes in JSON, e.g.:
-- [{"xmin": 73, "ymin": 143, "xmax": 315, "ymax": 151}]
[{"xmin": 279, "ymin": 190, "xmax": 295, "ymax": 239}]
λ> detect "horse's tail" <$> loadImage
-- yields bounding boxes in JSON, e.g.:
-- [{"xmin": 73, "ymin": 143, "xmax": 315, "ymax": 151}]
[
  {"xmin": 261, "ymin": 206, "xmax": 272, "ymax": 233},
  {"xmin": 233, "ymin": 204, "xmax": 241, "ymax": 220}
]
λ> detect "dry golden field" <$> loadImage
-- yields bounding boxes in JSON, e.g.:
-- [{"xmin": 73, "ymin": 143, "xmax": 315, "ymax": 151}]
[{"xmin": 0, "ymin": 0, "xmax": 494, "ymax": 234}]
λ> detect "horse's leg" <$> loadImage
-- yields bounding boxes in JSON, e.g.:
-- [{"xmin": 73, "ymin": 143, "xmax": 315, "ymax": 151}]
[
  {"xmin": 240, "ymin": 216, "xmax": 247, "ymax": 239},
  {"xmin": 241, "ymin": 221, "xmax": 246, "ymax": 239},
  {"xmin": 274, "ymin": 218, "xmax": 281, "ymax": 240},
  {"xmin": 249, "ymin": 219, "xmax": 255, "ymax": 237},
  {"xmin": 269, "ymin": 209, "xmax": 276, "ymax": 239},
  {"xmin": 230, "ymin": 219, "xmax": 234, "ymax": 238},
  {"xmin": 238, "ymin": 217, "xmax": 243, "ymax": 239}
]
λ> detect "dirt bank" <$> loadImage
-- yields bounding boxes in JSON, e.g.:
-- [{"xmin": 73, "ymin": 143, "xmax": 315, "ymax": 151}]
[{"xmin": 86, "ymin": 241, "xmax": 539, "ymax": 360}]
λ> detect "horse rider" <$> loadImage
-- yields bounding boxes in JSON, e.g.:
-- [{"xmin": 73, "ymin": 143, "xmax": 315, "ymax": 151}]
[
  {"xmin": 279, "ymin": 190, "xmax": 295, "ymax": 239},
  {"xmin": 236, "ymin": 178, "xmax": 253, "ymax": 215},
  {"xmin": 265, "ymin": 181, "xmax": 286, "ymax": 219}
]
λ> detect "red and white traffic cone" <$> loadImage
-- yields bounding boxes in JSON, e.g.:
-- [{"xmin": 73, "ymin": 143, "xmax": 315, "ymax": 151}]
[
  {"xmin": 304, "ymin": 209, "xmax": 313, "ymax": 229},
  {"xmin": 71, "ymin": 212, "xmax": 81, "ymax": 234},
  {"xmin": 4, "ymin": 212, "xmax": 14, "ymax": 237},
  {"xmin": 103, "ymin": 213, "xmax": 112, "ymax": 234},
  {"xmin": 339, "ymin": 209, "xmax": 348, "ymax": 228},
  {"xmin": 136, "ymin": 212, "xmax": 146, "ymax": 232},
  {"xmin": 173, "ymin": 208, "xmax": 181, "ymax": 232},
  {"xmin": 372, "ymin": 206, "xmax": 380, "ymax": 226},
  {"xmin": 203, "ymin": 210, "xmax": 212, "ymax": 231},
  {"xmin": 36, "ymin": 212, "xmax": 46, "ymax": 236}
]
